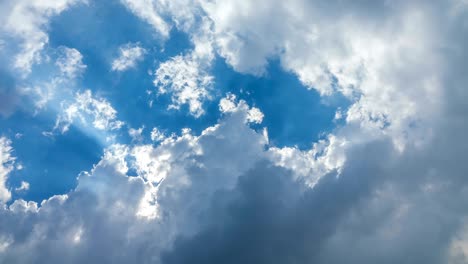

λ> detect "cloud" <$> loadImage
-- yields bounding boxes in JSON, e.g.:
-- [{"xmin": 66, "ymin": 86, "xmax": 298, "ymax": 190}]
[
  {"xmin": 56, "ymin": 47, "xmax": 87, "ymax": 79},
  {"xmin": 2, "ymin": 1, "xmax": 468, "ymax": 263},
  {"xmin": 150, "ymin": 15, "xmax": 215, "ymax": 117},
  {"xmin": 0, "ymin": 0, "xmax": 84, "ymax": 75},
  {"xmin": 2, "ymin": 74, "xmax": 468, "ymax": 263},
  {"xmin": 197, "ymin": 0, "xmax": 438, "ymax": 147},
  {"xmin": 0, "ymin": 91, "xmax": 465, "ymax": 263},
  {"xmin": 111, "ymin": 43, "xmax": 146, "ymax": 72},
  {"xmin": 0, "ymin": 137, "xmax": 15, "ymax": 204},
  {"xmin": 11, "ymin": 46, "xmax": 87, "ymax": 113},
  {"xmin": 120, "ymin": 0, "xmax": 170, "ymax": 37},
  {"xmin": 128, "ymin": 126, "xmax": 145, "ymax": 142},
  {"xmin": 219, "ymin": 93, "xmax": 264, "ymax": 124},
  {"xmin": 53, "ymin": 90, "xmax": 124, "ymax": 134},
  {"xmin": 116, "ymin": 1, "xmax": 468, "ymax": 263},
  {"xmin": 161, "ymin": 142, "xmax": 393, "ymax": 264},
  {"xmin": 125, "ymin": 0, "xmax": 448, "ymax": 151},
  {"xmin": 14, "ymin": 181, "xmax": 29, "ymax": 192},
  {"xmin": 119, "ymin": 0, "xmax": 201, "ymax": 35},
  {"xmin": 150, "ymin": 127, "xmax": 166, "ymax": 142},
  {"xmin": 0, "ymin": 99, "xmax": 271, "ymax": 262},
  {"xmin": 154, "ymin": 52, "xmax": 214, "ymax": 117}
]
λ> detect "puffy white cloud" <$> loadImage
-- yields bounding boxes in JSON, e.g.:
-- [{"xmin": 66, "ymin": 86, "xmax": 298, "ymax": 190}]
[
  {"xmin": 53, "ymin": 90, "xmax": 124, "ymax": 134},
  {"xmin": 14, "ymin": 181, "xmax": 29, "ymax": 192},
  {"xmin": 151, "ymin": 127, "xmax": 166, "ymax": 142},
  {"xmin": 0, "ymin": 0, "xmax": 84, "ymax": 75},
  {"xmin": 154, "ymin": 52, "xmax": 214, "ymax": 117},
  {"xmin": 128, "ymin": 126, "xmax": 145, "ymax": 142},
  {"xmin": 19, "ymin": 46, "xmax": 87, "ymax": 112},
  {"xmin": 111, "ymin": 43, "xmax": 146, "ymax": 72},
  {"xmin": 219, "ymin": 93, "xmax": 264, "ymax": 124},
  {"xmin": 269, "ymin": 134, "xmax": 348, "ymax": 186},
  {"xmin": 147, "ymin": 14, "xmax": 216, "ymax": 117},
  {"xmin": 0, "ymin": 1, "xmax": 87, "ymax": 116},
  {"xmin": 16, "ymin": 46, "xmax": 87, "ymax": 112},
  {"xmin": 56, "ymin": 47, "xmax": 87, "ymax": 79}
]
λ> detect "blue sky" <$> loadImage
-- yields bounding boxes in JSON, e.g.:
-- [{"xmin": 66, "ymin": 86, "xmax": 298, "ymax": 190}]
[{"xmin": 1, "ymin": 1, "xmax": 468, "ymax": 263}]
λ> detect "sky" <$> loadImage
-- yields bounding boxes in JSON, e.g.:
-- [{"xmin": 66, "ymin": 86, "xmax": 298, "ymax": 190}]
[{"xmin": 0, "ymin": 0, "xmax": 468, "ymax": 263}]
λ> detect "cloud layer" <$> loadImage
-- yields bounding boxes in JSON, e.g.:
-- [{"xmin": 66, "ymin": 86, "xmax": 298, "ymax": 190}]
[{"xmin": 1, "ymin": 0, "xmax": 468, "ymax": 263}]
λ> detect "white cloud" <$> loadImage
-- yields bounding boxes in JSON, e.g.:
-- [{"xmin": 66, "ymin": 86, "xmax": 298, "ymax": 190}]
[
  {"xmin": 269, "ymin": 134, "xmax": 348, "ymax": 186},
  {"xmin": 128, "ymin": 126, "xmax": 144, "ymax": 142},
  {"xmin": 120, "ymin": 0, "xmax": 170, "ymax": 37},
  {"xmin": 0, "ymin": 0, "xmax": 84, "ymax": 75},
  {"xmin": 1, "ymin": 1, "xmax": 468, "ymax": 263},
  {"xmin": 2, "ymin": 80, "xmax": 468, "ymax": 263},
  {"xmin": 53, "ymin": 90, "xmax": 124, "ymax": 134},
  {"xmin": 0, "ymin": 137, "xmax": 15, "ymax": 204},
  {"xmin": 111, "ymin": 43, "xmax": 146, "ymax": 72},
  {"xmin": 14, "ymin": 181, "xmax": 29, "ymax": 192},
  {"xmin": 17, "ymin": 47, "xmax": 87, "ymax": 111},
  {"xmin": 0, "ymin": 98, "xmax": 271, "ymax": 262},
  {"xmin": 219, "ymin": 93, "xmax": 237, "ymax": 113},
  {"xmin": 119, "ymin": 0, "xmax": 202, "ymax": 36},
  {"xmin": 154, "ymin": 52, "xmax": 214, "ymax": 117},
  {"xmin": 150, "ymin": 127, "xmax": 166, "ymax": 142},
  {"xmin": 133, "ymin": 0, "xmax": 446, "ymax": 151},
  {"xmin": 220, "ymin": 93, "xmax": 264, "ymax": 124},
  {"xmin": 56, "ymin": 47, "xmax": 86, "ymax": 79},
  {"xmin": 147, "ymin": 15, "xmax": 216, "ymax": 117},
  {"xmin": 247, "ymin": 107, "xmax": 264, "ymax": 124}
]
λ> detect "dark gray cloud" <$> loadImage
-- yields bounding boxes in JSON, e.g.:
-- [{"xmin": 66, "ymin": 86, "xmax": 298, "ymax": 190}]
[
  {"xmin": 161, "ymin": 141, "xmax": 394, "ymax": 264},
  {"xmin": 162, "ymin": 115, "xmax": 468, "ymax": 264}
]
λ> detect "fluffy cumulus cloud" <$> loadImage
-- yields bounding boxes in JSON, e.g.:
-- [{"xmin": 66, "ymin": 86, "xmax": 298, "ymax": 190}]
[
  {"xmin": 56, "ymin": 47, "xmax": 87, "ymax": 79},
  {"xmin": 0, "ymin": 0, "xmax": 84, "ymax": 75},
  {"xmin": 111, "ymin": 43, "xmax": 147, "ymax": 72},
  {"xmin": 52, "ymin": 90, "xmax": 124, "ymax": 134},
  {"xmin": 2, "ymin": 46, "xmax": 87, "ymax": 117},
  {"xmin": 151, "ymin": 13, "xmax": 215, "ymax": 117},
  {"xmin": 1, "ymin": 0, "xmax": 468, "ymax": 263},
  {"xmin": 0, "ymin": 84, "xmax": 467, "ymax": 263},
  {"xmin": 154, "ymin": 51, "xmax": 214, "ymax": 117},
  {"xmin": 0, "ymin": 99, "xmax": 271, "ymax": 262},
  {"xmin": 0, "ymin": 0, "xmax": 86, "ymax": 117}
]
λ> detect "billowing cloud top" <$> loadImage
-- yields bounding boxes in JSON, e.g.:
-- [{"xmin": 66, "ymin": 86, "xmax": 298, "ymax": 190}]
[{"xmin": 1, "ymin": 0, "xmax": 468, "ymax": 263}]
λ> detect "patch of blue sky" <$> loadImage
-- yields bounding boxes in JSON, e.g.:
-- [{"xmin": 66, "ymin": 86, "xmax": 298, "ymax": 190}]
[
  {"xmin": 1, "ymin": 108, "xmax": 101, "ymax": 203},
  {"xmin": 212, "ymin": 58, "xmax": 350, "ymax": 149},
  {"xmin": 4, "ymin": 2, "xmax": 211, "ymax": 203},
  {"xmin": 47, "ymin": 1, "xmax": 214, "ymax": 137}
]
